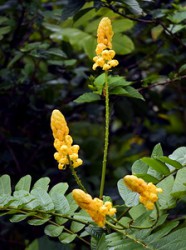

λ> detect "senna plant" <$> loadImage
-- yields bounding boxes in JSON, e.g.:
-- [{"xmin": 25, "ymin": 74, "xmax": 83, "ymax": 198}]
[{"xmin": 1, "ymin": 17, "xmax": 186, "ymax": 250}]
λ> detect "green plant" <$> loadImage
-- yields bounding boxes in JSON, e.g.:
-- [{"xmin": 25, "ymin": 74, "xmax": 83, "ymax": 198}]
[{"xmin": 1, "ymin": 14, "xmax": 186, "ymax": 249}]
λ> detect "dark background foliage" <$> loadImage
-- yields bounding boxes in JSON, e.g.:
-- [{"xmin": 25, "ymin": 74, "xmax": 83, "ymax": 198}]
[{"xmin": 0, "ymin": 0, "xmax": 186, "ymax": 249}]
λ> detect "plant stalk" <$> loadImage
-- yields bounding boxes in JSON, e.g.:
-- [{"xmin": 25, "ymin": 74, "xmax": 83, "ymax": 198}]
[
  {"xmin": 68, "ymin": 156, "xmax": 87, "ymax": 192},
  {"xmin": 99, "ymin": 71, "xmax": 109, "ymax": 199}
]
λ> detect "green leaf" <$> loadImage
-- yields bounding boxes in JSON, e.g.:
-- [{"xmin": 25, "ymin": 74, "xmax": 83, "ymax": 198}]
[
  {"xmin": 151, "ymin": 25, "xmax": 164, "ymax": 41},
  {"xmin": 0, "ymin": 16, "xmax": 9, "ymax": 25},
  {"xmin": 70, "ymin": 220, "xmax": 85, "ymax": 233},
  {"xmin": 178, "ymin": 64, "xmax": 186, "ymax": 74},
  {"xmin": 50, "ymin": 192, "xmax": 70, "ymax": 214},
  {"xmin": 118, "ymin": 217, "xmax": 133, "ymax": 228},
  {"xmin": 83, "ymin": 35, "xmax": 97, "ymax": 59},
  {"xmin": 74, "ymin": 92, "xmax": 101, "ymax": 103},
  {"xmin": 24, "ymin": 199, "xmax": 41, "ymax": 210},
  {"xmin": 46, "ymin": 48, "xmax": 67, "ymax": 58},
  {"xmin": 168, "ymin": 24, "xmax": 186, "ymax": 34},
  {"xmin": 146, "ymin": 221, "xmax": 179, "ymax": 244},
  {"xmin": 31, "ymin": 189, "xmax": 54, "ymax": 211},
  {"xmin": 109, "ymin": 86, "xmax": 129, "ymax": 95},
  {"xmin": 20, "ymin": 42, "xmax": 49, "ymax": 52},
  {"xmin": 0, "ymin": 26, "xmax": 11, "ymax": 39},
  {"xmin": 28, "ymin": 218, "xmax": 50, "ymax": 226},
  {"xmin": 157, "ymin": 176, "xmax": 176, "ymax": 209},
  {"xmin": 130, "ymin": 210, "xmax": 153, "ymax": 228},
  {"xmin": 13, "ymin": 190, "xmax": 34, "ymax": 203},
  {"xmin": 158, "ymin": 156, "xmax": 182, "ymax": 169},
  {"xmin": 108, "ymin": 76, "xmax": 131, "ymax": 90},
  {"xmin": 113, "ymin": 33, "xmax": 135, "ymax": 55},
  {"xmin": 66, "ymin": 193, "xmax": 78, "ymax": 215},
  {"xmin": 151, "ymin": 228, "xmax": 186, "ymax": 250},
  {"xmin": 0, "ymin": 195, "xmax": 14, "ymax": 207},
  {"xmin": 129, "ymin": 204, "xmax": 147, "ymax": 220},
  {"xmin": 0, "ymin": 175, "xmax": 11, "ymax": 195},
  {"xmin": 124, "ymin": 86, "xmax": 145, "ymax": 100},
  {"xmin": 71, "ymin": 210, "xmax": 87, "ymax": 233},
  {"xmin": 169, "ymin": 147, "xmax": 186, "ymax": 165},
  {"xmin": 93, "ymin": 73, "xmax": 105, "ymax": 95},
  {"xmin": 167, "ymin": 11, "xmax": 186, "ymax": 24},
  {"xmin": 117, "ymin": 179, "xmax": 139, "ymax": 207},
  {"xmin": 61, "ymin": 0, "xmax": 86, "ymax": 20},
  {"xmin": 44, "ymin": 224, "xmax": 64, "ymax": 237},
  {"xmin": 112, "ymin": 19, "xmax": 134, "ymax": 33},
  {"xmin": 15, "ymin": 175, "xmax": 32, "ymax": 192},
  {"xmin": 141, "ymin": 157, "xmax": 170, "ymax": 175},
  {"xmin": 10, "ymin": 191, "xmax": 35, "ymax": 208},
  {"xmin": 85, "ymin": 225, "xmax": 104, "ymax": 239},
  {"xmin": 132, "ymin": 159, "xmax": 160, "ymax": 183},
  {"xmin": 58, "ymin": 232, "xmax": 77, "ymax": 244},
  {"xmin": 49, "ymin": 183, "xmax": 68, "ymax": 196},
  {"xmin": 110, "ymin": 86, "xmax": 144, "ymax": 100},
  {"xmin": 33, "ymin": 177, "xmax": 50, "ymax": 191},
  {"xmin": 105, "ymin": 232, "xmax": 126, "ymax": 249},
  {"xmin": 25, "ymin": 236, "xmax": 63, "ymax": 250},
  {"xmin": 25, "ymin": 238, "xmax": 39, "ymax": 250},
  {"xmin": 7, "ymin": 52, "xmax": 23, "ymax": 68},
  {"xmin": 151, "ymin": 143, "xmax": 163, "ymax": 158},
  {"xmin": 121, "ymin": 0, "xmax": 143, "ymax": 15},
  {"xmin": 171, "ymin": 168, "xmax": 186, "ymax": 198},
  {"xmin": 91, "ymin": 233, "xmax": 107, "ymax": 250},
  {"xmin": 10, "ymin": 214, "xmax": 29, "ymax": 223}
]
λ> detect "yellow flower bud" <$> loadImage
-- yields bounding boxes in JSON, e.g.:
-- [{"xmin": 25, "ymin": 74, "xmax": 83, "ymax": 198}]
[
  {"xmin": 108, "ymin": 59, "xmax": 119, "ymax": 68},
  {"xmin": 103, "ymin": 64, "xmax": 111, "ymax": 71},
  {"xmin": 97, "ymin": 17, "xmax": 113, "ymax": 48},
  {"xmin": 96, "ymin": 43, "xmax": 107, "ymax": 54},
  {"xmin": 96, "ymin": 57, "xmax": 105, "ymax": 67},
  {"xmin": 73, "ymin": 158, "xmax": 83, "ymax": 168},
  {"xmin": 93, "ymin": 17, "xmax": 119, "ymax": 71},
  {"xmin": 51, "ymin": 110, "xmax": 83, "ymax": 170},
  {"xmin": 72, "ymin": 189, "xmax": 116, "ymax": 227},
  {"xmin": 124, "ymin": 175, "xmax": 163, "ymax": 210}
]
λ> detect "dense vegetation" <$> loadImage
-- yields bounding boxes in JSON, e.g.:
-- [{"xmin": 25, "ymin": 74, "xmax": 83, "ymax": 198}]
[{"xmin": 0, "ymin": 0, "xmax": 186, "ymax": 249}]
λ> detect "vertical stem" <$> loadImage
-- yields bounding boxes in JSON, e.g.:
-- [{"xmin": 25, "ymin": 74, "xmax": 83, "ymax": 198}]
[
  {"xmin": 68, "ymin": 156, "xmax": 87, "ymax": 192},
  {"xmin": 99, "ymin": 71, "xmax": 109, "ymax": 199}
]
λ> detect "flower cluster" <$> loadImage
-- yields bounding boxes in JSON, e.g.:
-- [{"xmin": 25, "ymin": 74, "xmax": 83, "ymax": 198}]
[
  {"xmin": 51, "ymin": 109, "xmax": 83, "ymax": 170},
  {"xmin": 93, "ymin": 17, "xmax": 119, "ymax": 71},
  {"xmin": 124, "ymin": 175, "xmax": 163, "ymax": 210},
  {"xmin": 72, "ymin": 189, "xmax": 116, "ymax": 227}
]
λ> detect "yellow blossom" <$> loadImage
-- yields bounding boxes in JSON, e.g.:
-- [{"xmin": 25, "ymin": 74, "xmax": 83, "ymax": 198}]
[
  {"xmin": 93, "ymin": 17, "xmax": 119, "ymax": 71},
  {"xmin": 72, "ymin": 189, "xmax": 116, "ymax": 227},
  {"xmin": 123, "ymin": 175, "xmax": 162, "ymax": 210},
  {"xmin": 51, "ymin": 109, "xmax": 83, "ymax": 170}
]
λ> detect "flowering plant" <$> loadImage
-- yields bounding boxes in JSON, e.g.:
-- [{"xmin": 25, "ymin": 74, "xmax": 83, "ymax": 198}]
[{"xmin": 0, "ymin": 17, "xmax": 186, "ymax": 250}]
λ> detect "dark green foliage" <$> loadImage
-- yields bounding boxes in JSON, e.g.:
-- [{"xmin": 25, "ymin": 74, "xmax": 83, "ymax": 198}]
[{"xmin": 0, "ymin": 0, "xmax": 186, "ymax": 249}]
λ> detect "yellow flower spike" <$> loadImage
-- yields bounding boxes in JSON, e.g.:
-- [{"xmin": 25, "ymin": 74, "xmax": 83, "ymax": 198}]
[
  {"xmin": 97, "ymin": 17, "xmax": 113, "ymax": 48},
  {"xmin": 72, "ymin": 189, "xmax": 116, "ymax": 227},
  {"xmin": 123, "ymin": 175, "xmax": 163, "ymax": 210},
  {"xmin": 93, "ymin": 17, "xmax": 119, "ymax": 71},
  {"xmin": 51, "ymin": 109, "xmax": 83, "ymax": 170}
]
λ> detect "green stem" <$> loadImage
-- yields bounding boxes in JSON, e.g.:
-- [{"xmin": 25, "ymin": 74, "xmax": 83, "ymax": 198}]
[
  {"xmin": 68, "ymin": 157, "xmax": 87, "ymax": 192},
  {"xmin": 2, "ymin": 207, "xmax": 90, "ymax": 246},
  {"xmin": 106, "ymin": 221, "xmax": 153, "ymax": 249},
  {"xmin": 100, "ymin": 71, "xmax": 109, "ymax": 199}
]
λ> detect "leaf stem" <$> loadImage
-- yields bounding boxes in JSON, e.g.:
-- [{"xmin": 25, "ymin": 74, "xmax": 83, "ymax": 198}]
[{"xmin": 99, "ymin": 71, "xmax": 109, "ymax": 199}]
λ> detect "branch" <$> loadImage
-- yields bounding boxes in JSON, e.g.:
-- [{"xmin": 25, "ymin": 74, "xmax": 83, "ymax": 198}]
[
  {"xmin": 138, "ymin": 75, "xmax": 186, "ymax": 92},
  {"xmin": 102, "ymin": 2, "xmax": 186, "ymax": 49},
  {"xmin": 102, "ymin": 3, "xmax": 154, "ymax": 23}
]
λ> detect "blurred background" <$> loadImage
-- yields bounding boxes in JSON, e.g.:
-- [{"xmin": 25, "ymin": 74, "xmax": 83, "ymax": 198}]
[{"xmin": 0, "ymin": 0, "xmax": 186, "ymax": 249}]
